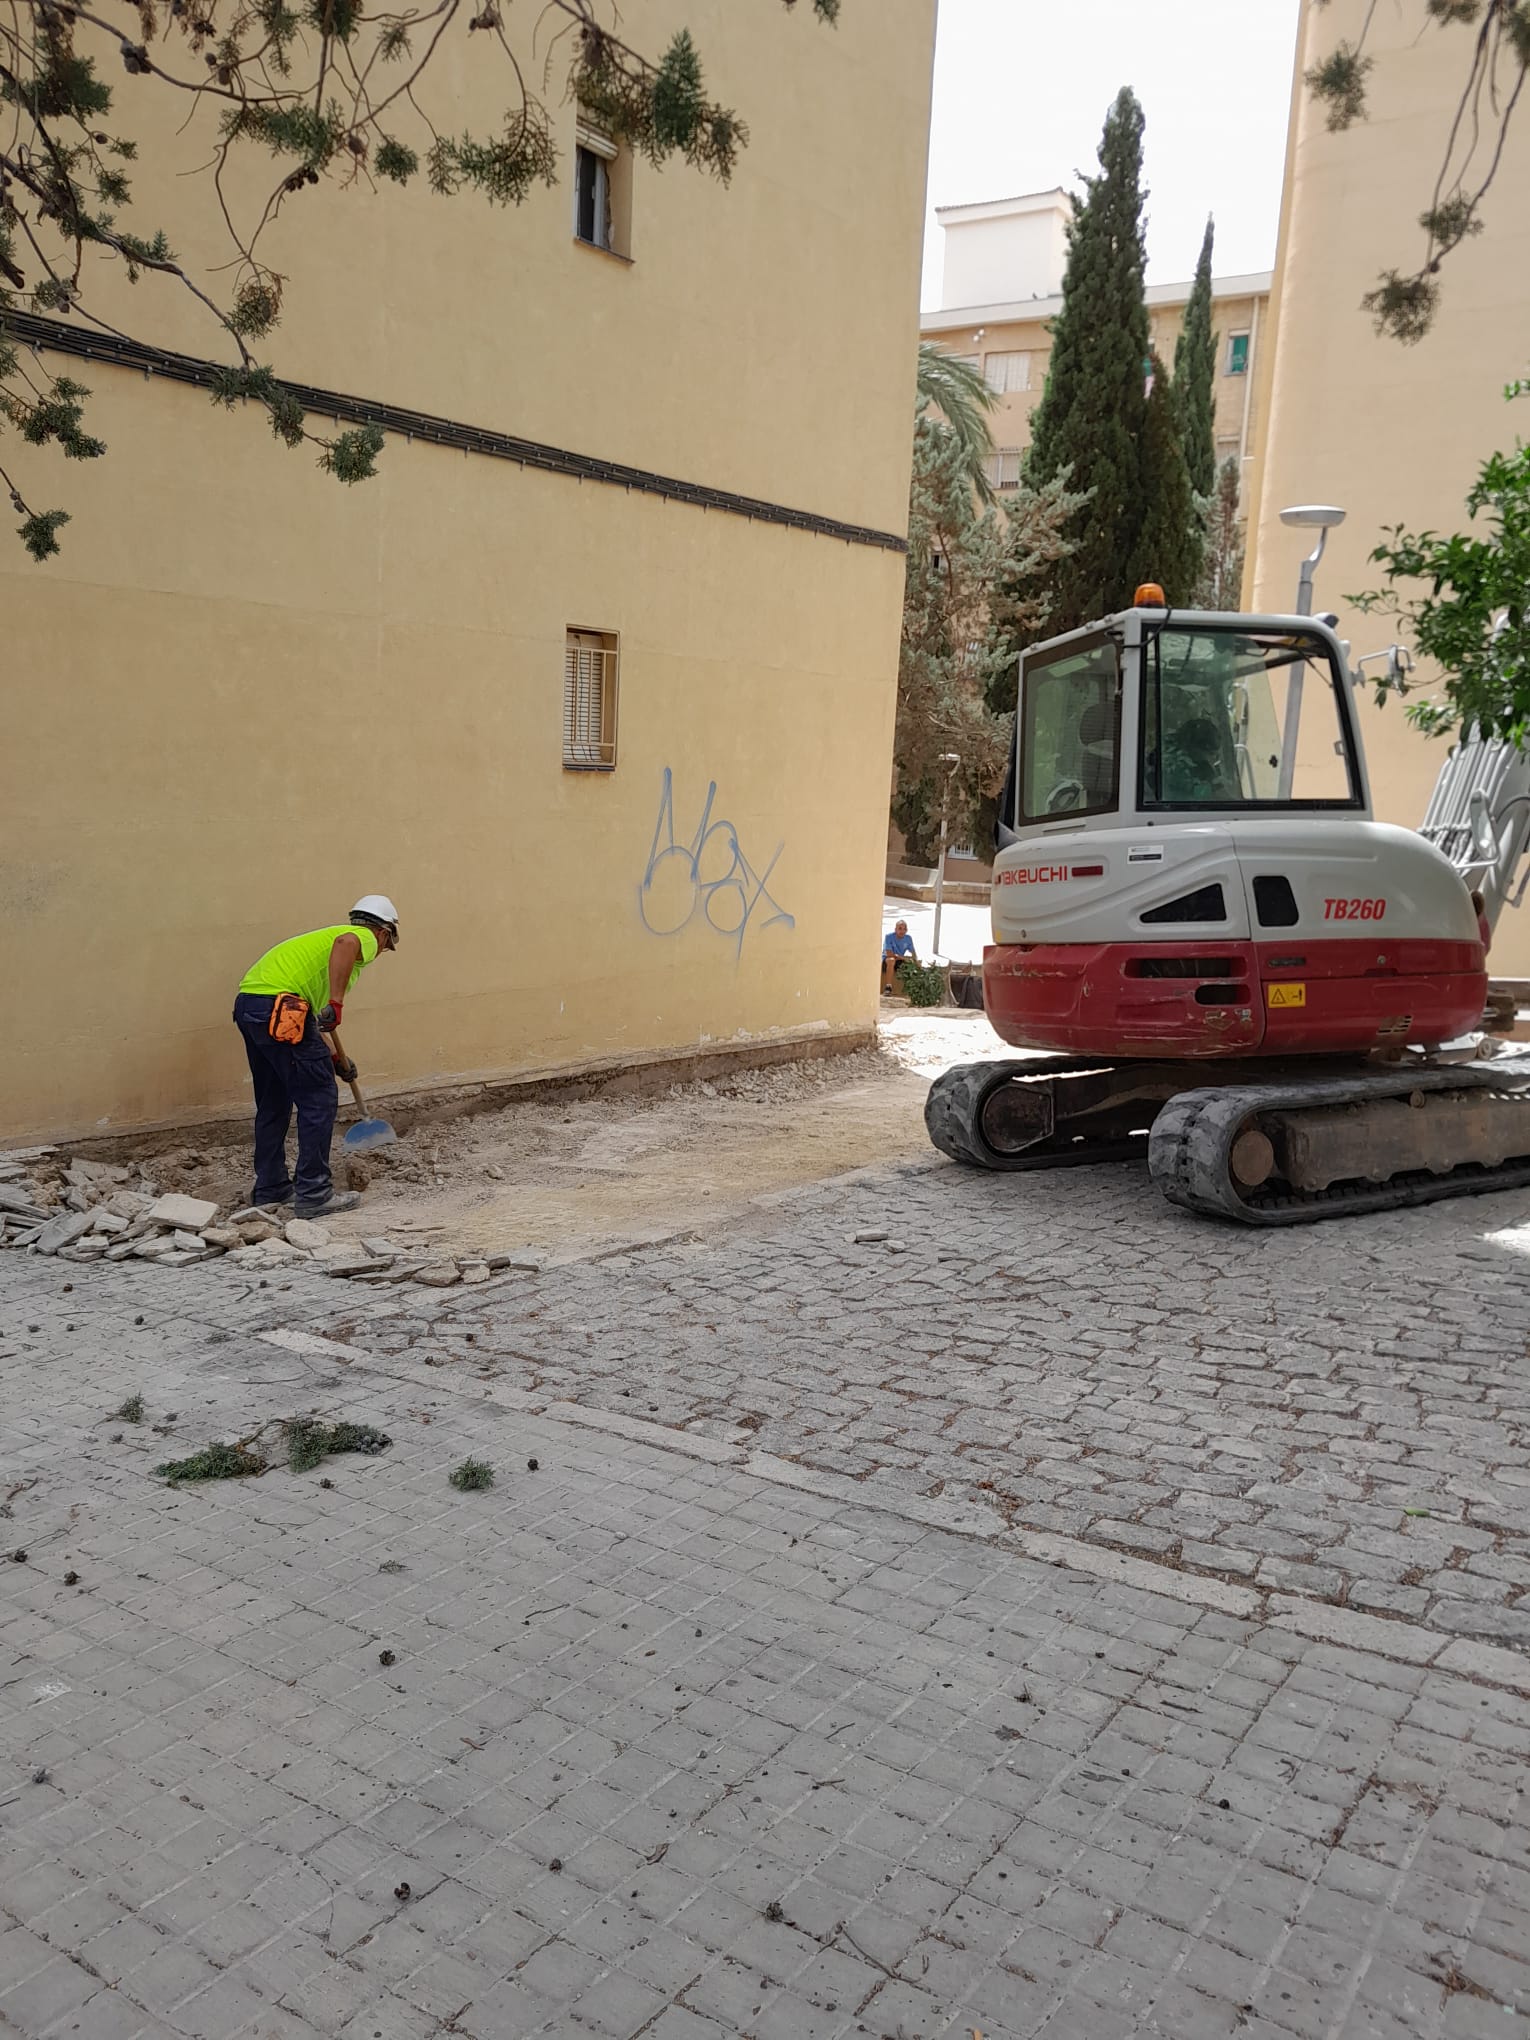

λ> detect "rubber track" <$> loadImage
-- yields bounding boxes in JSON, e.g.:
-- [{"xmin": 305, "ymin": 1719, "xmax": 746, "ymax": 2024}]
[
  {"xmin": 1148, "ymin": 1054, "xmax": 1530, "ymax": 1226},
  {"xmin": 924, "ymin": 1057, "xmax": 1151, "ymax": 1172}
]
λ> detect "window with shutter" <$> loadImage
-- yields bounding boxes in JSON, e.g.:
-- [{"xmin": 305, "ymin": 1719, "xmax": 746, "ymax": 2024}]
[
  {"xmin": 983, "ymin": 447, "xmax": 1022, "ymax": 491},
  {"xmin": 564, "ymin": 630, "xmax": 619, "ymax": 770},
  {"xmin": 982, "ymin": 351, "xmax": 1032, "ymax": 394},
  {"xmin": 574, "ymin": 113, "xmax": 630, "ymax": 258}
]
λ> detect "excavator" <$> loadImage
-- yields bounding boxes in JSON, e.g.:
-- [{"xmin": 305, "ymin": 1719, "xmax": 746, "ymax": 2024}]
[{"xmin": 924, "ymin": 549, "xmax": 1530, "ymax": 1225}]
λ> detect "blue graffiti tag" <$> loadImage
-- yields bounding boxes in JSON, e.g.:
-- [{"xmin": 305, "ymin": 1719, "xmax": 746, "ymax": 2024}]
[{"xmin": 639, "ymin": 768, "xmax": 795, "ymax": 957}]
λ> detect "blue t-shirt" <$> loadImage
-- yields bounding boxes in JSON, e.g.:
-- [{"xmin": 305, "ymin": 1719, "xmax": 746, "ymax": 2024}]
[{"xmin": 883, "ymin": 931, "xmax": 915, "ymax": 958}]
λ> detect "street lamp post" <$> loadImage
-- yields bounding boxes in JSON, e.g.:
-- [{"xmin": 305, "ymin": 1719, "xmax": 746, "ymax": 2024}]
[
  {"xmin": 1279, "ymin": 503, "xmax": 1346, "ymax": 617},
  {"xmin": 1276, "ymin": 505, "xmax": 1346, "ymax": 798},
  {"xmin": 932, "ymin": 752, "xmax": 961, "ymax": 961}
]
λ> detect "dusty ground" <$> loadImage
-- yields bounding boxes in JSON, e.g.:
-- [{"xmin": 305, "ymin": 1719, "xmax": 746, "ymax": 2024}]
[{"xmin": 147, "ymin": 1008, "xmax": 1009, "ymax": 1261}]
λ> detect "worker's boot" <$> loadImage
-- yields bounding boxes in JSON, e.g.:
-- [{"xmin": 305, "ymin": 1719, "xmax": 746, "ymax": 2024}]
[{"xmin": 293, "ymin": 1188, "xmax": 362, "ymax": 1220}]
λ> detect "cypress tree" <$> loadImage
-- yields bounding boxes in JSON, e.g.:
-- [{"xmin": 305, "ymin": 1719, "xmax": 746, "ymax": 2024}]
[
  {"xmin": 1133, "ymin": 348, "xmax": 1199, "ymax": 604},
  {"xmin": 1172, "ymin": 217, "xmax": 1217, "ymax": 503},
  {"xmin": 1025, "ymin": 87, "xmax": 1152, "ymax": 633}
]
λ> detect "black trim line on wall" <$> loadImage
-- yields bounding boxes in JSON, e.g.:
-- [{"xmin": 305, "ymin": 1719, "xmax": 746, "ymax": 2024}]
[{"xmin": 8, "ymin": 312, "xmax": 907, "ymax": 555}]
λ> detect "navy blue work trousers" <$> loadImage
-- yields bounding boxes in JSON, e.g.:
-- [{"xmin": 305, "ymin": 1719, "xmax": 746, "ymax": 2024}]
[{"xmin": 232, "ymin": 993, "xmax": 337, "ymax": 1208}]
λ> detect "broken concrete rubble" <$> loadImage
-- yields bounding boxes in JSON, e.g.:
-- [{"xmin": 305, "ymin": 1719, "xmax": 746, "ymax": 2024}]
[
  {"xmin": 146, "ymin": 1193, "xmax": 219, "ymax": 1231},
  {"xmin": 65, "ymin": 1159, "xmax": 130, "ymax": 1189},
  {"xmin": 34, "ymin": 1210, "xmax": 96, "ymax": 1256},
  {"xmin": 2, "ymin": 1146, "xmax": 536, "ymax": 1290}
]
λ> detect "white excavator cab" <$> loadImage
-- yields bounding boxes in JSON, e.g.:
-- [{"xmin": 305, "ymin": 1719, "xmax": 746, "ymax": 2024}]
[{"xmin": 998, "ymin": 607, "xmax": 1369, "ymax": 845}]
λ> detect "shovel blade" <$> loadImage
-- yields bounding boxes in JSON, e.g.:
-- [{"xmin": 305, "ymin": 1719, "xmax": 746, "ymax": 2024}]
[{"xmin": 342, "ymin": 1118, "xmax": 397, "ymax": 1152}]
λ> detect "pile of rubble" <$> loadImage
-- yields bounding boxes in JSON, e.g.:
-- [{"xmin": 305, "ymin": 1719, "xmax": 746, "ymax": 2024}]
[{"xmin": 0, "ymin": 1150, "xmax": 533, "ymax": 1288}]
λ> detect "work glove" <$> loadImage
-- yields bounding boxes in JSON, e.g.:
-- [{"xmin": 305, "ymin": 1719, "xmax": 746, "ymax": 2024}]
[
  {"xmin": 316, "ymin": 1001, "xmax": 342, "ymax": 1031},
  {"xmin": 332, "ymin": 1051, "xmax": 359, "ymax": 1084}
]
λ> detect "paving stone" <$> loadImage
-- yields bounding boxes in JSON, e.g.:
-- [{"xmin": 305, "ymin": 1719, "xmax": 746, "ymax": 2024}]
[
  {"xmin": 145, "ymin": 1193, "xmax": 219, "ymax": 1231},
  {"xmin": 32, "ymin": 1207, "xmax": 96, "ymax": 1255}
]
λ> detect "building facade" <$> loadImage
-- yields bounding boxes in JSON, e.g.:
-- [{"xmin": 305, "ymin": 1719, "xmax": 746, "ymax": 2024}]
[
  {"xmin": 922, "ymin": 192, "xmax": 1270, "ymax": 504},
  {"xmin": 1, "ymin": 3, "xmax": 937, "ymax": 1143},
  {"xmin": 1246, "ymin": 0, "xmax": 1530, "ymax": 974}
]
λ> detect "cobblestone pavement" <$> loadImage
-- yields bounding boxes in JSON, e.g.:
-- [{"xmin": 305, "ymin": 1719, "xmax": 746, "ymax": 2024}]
[
  {"xmin": 2, "ymin": 1149, "xmax": 1529, "ymax": 2040},
  {"xmin": 310, "ymin": 1156, "xmax": 1530, "ymax": 1648}
]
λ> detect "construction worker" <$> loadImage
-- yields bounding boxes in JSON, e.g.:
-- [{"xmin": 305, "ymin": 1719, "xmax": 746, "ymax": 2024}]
[{"xmin": 232, "ymin": 896, "xmax": 399, "ymax": 1217}]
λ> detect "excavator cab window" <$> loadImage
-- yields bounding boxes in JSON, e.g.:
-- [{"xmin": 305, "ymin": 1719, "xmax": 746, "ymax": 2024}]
[
  {"xmin": 1140, "ymin": 625, "xmax": 1361, "ymax": 812},
  {"xmin": 1017, "ymin": 632, "xmax": 1121, "ymax": 823}
]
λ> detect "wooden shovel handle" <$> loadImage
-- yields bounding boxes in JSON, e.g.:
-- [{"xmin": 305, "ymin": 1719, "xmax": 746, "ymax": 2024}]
[{"xmin": 324, "ymin": 1026, "xmax": 370, "ymax": 1116}]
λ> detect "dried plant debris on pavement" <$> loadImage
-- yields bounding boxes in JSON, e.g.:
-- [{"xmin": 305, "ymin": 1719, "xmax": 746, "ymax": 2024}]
[
  {"xmin": 153, "ymin": 1413, "xmax": 392, "ymax": 1483},
  {"xmin": 281, "ymin": 1417, "xmax": 391, "ymax": 1472},
  {"xmin": 154, "ymin": 1440, "xmax": 266, "ymax": 1484},
  {"xmin": 110, "ymin": 1393, "xmax": 145, "ymax": 1423},
  {"xmin": 448, "ymin": 1457, "xmax": 494, "ymax": 1491}
]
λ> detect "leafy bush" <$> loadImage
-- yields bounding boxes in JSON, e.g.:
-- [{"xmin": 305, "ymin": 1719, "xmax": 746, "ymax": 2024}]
[{"xmin": 901, "ymin": 961, "xmax": 948, "ymax": 1008}]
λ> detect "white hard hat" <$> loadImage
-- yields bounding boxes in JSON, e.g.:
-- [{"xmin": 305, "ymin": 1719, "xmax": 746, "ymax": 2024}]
[{"xmin": 350, "ymin": 894, "xmax": 399, "ymax": 939}]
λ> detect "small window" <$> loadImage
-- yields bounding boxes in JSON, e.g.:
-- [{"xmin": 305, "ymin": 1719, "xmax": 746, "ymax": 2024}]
[
  {"xmin": 574, "ymin": 117, "xmax": 630, "ymax": 258},
  {"xmin": 984, "ymin": 446, "xmax": 1022, "ymax": 492},
  {"xmin": 1226, "ymin": 331, "xmax": 1250, "ymax": 376},
  {"xmin": 1019, "ymin": 633, "xmax": 1120, "ymax": 823},
  {"xmin": 1141, "ymin": 884, "xmax": 1227, "ymax": 924},
  {"xmin": 983, "ymin": 350, "xmax": 1032, "ymax": 394},
  {"xmin": 564, "ymin": 629, "xmax": 618, "ymax": 770},
  {"xmin": 1253, "ymin": 875, "xmax": 1300, "ymax": 926},
  {"xmin": 1215, "ymin": 436, "xmax": 1240, "ymax": 469},
  {"xmin": 575, "ymin": 145, "xmax": 611, "ymax": 250}
]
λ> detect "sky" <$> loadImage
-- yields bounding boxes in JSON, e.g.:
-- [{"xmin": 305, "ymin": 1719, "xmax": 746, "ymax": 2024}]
[{"xmin": 921, "ymin": 0, "xmax": 1303, "ymax": 309}]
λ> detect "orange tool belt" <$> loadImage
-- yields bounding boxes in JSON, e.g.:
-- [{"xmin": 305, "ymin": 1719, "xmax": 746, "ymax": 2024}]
[{"xmin": 267, "ymin": 993, "xmax": 310, "ymax": 1045}]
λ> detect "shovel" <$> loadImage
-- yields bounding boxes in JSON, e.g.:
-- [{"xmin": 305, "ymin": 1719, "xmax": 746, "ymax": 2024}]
[{"xmin": 325, "ymin": 1027, "xmax": 397, "ymax": 1151}]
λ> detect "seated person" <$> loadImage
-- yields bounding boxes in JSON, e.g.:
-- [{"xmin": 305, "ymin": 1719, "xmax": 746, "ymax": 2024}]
[
  {"xmin": 1163, "ymin": 715, "xmax": 1234, "ymax": 803},
  {"xmin": 882, "ymin": 919, "xmax": 917, "ymax": 993}
]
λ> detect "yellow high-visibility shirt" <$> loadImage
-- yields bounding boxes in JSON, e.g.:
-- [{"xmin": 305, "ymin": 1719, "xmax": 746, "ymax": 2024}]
[{"xmin": 239, "ymin": 925, "xmax": 379, "ymax": 1015}]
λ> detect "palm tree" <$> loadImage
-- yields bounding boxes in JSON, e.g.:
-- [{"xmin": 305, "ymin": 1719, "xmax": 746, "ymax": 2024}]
[{"xmin": 916, "ymin": 341, "xmax": 999, "ymax": 502}]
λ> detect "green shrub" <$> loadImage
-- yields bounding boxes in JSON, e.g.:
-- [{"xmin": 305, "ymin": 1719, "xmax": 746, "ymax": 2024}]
[{"xmin": 900, "ymin": 960, "xmax": 947, "ymax": 1007}]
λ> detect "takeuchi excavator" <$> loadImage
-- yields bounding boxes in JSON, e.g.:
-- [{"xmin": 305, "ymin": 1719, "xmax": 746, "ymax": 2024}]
[{"xmin": 924, "ymin": 581, "xmax": 1530, "ymax": 1224}]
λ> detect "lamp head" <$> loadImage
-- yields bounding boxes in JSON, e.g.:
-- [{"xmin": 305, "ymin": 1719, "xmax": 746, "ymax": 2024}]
[{"xmin": 1280, "ymin": 504, "xmax": 1346, "ymax": 531}]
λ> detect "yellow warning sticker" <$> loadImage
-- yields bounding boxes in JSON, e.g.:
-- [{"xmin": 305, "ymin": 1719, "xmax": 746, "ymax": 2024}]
[{"xmin": 1267, "ymin": 982, "xmax": 1306, "ymax": 1008}]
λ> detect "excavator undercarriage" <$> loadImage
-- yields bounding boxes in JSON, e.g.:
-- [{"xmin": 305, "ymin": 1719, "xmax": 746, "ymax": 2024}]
[{"xmin": 925, "ymin": 1052, "xmax": 1530, "ymax": 1226}]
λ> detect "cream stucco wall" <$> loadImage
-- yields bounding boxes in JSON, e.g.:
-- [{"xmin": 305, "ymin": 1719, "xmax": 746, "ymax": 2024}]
[
  {"xmin": 1, "ymin": 0, "xmax": 936, "ymax": 1142},
  {"xmin": 1248, "ymin": 0, "xmax": 1530, "ymax": 972}
]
